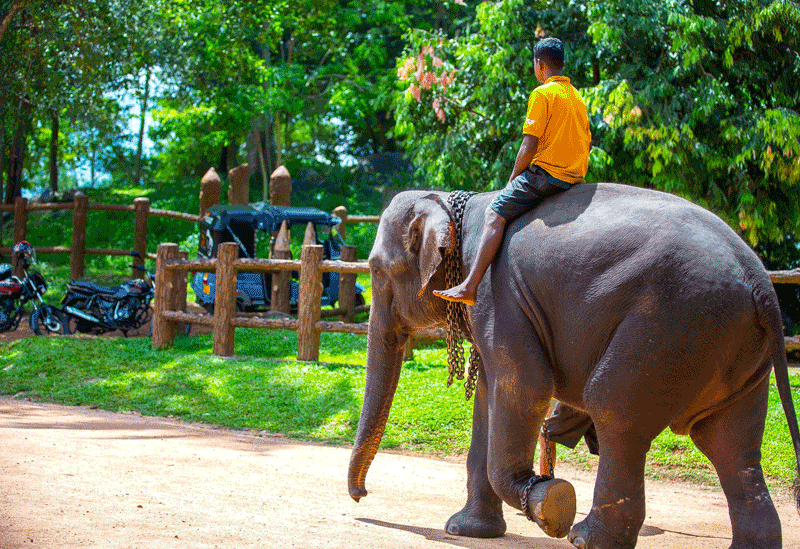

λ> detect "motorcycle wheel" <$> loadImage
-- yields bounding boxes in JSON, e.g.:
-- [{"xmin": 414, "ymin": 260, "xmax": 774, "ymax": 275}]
[
  {"xmin": 30, "ymin": 305, "xmax": 63, "ymax": 336},
  {"xmin": 62, "ymin": 312, "xmax": 94, "ymax": 335}
]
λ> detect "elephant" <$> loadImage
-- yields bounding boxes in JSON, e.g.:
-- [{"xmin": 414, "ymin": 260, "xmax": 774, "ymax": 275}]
[{"xmin": 347, "ymin": 183, "xmax": 800, "ymax": 549}]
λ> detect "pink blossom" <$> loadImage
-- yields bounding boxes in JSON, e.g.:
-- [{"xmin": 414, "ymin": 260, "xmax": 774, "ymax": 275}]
[
  {"xmin": 455, "ymin": 0, "xmax": 465, "ymax": 4},
  {"xmin": 410, "ymin": 84, "xmax": 421, "ymax": 102},
  {"xmin": 422, "ymin": 45, "xmax": 434, "ymax": 56},
  {"xmin": 420, "ymin": 72, "xmax": 437, "ymax": 89},
  {"xmin": 397, "ymin": 57, "xmax": 415, "ymax": 81},
  {"xmin": 432, "ymin": 56, "xmax": 444, "ymax": 68},
  {"xmin": 415, "ymin": 53, "xmax": 425, "ymax": 82},
  {"xmin": 439, "ymin": 70, "xmax": 456, "ymax": 88},
  {"xmin": 433, "ymin": 97, "xmax": 446, "ymax": 123}
]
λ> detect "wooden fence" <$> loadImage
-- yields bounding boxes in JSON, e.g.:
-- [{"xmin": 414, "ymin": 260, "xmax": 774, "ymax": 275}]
[
  {"xmin": 154, "ymin": 241, "xmax": 355, "ymax": 360},
  {"xmin": 0, "ymin": 194, "xmax": 199, "ymax": 278},
  {"xmin": 4, "ymin": 193, "xmax": 800, "ymax": 357}
]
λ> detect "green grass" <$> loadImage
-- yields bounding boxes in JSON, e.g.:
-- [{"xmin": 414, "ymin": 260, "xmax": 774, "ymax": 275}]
[{"xmin": 0, "ymin": 330, "xmax": 798, "ymax": 491}]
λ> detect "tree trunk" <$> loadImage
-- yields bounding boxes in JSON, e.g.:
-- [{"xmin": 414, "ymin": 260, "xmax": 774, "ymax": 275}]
[
  {"xmin": 134, "ymin": 68, "xmax": 151, "ymax": 185},
  {"xmin": 48, "ymin": 108, "xmax": 59, "ymax": 193},
  {"xmin": 90, "ymin": 146, "xmax": 96, "ymax": 187},
  {"xmin": 5, "ymin": 96, "xmax": 31, "ymax": 204},
  {"xmin": 0, "ymin": 0, "xmax": 28, "ymax": 43},
  {"xmin": 0, "ymin": 93, "xmax": 6, "ymax": 204}
]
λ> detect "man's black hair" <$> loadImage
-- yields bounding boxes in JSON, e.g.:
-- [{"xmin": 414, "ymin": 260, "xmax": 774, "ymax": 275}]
[{"xmin": 534, "ymin": 37, "xmax": 565, "ymax": 69}]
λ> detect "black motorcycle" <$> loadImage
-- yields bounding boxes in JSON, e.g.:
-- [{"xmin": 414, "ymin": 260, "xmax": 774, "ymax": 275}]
[
  {"xmin": 0, "ymin": 241, "xmax": 63, "ymax": 335},
  {"xmin": 60, "ymin": 253, "xmax": 155, "ymax": 336}
]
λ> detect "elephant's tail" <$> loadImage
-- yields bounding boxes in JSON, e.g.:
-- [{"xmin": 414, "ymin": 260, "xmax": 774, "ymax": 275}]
[{"xmin": 757, "ymin": 280, "xmax": 800, "ymax": 514}]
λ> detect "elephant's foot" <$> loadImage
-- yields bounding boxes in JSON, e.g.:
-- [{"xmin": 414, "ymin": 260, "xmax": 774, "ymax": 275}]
[
  {"xmin": 524, "ymin": 478, "xmax": 576, "ymax": 539},
  {"xmin": 445, "ymin": 505, "xmax": 506, "ymax": 538},
  {"xmin": 568, "ymin": 513, "xmax": 637, "ymax": 549}
]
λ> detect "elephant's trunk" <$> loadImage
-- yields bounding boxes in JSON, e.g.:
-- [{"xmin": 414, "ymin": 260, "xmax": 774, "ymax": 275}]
[{"xmin": 348, "ymin": 309, "xmax": 407, "ymax": 502}]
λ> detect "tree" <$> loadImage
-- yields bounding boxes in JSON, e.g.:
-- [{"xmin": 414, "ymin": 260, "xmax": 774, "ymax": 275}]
[
  {"xmin": 0, "ymin": 0, "xmax": 147, "ymax": 200},
  {"xmin": 393, "ymin": 0, "xmax": 800, "ymax": 250},
  {"xmin": 584, "ymin": 0, "xmax": 800, "ymax": 247}
]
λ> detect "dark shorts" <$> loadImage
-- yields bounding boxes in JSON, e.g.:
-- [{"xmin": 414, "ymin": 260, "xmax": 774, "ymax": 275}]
[
  {"xmin": 542, "ymin": 402, "xmax": 599, "ymax": 455},
  {"xmin": 489, "ymin": 165, "xmax": 572, "ymax": 221}
]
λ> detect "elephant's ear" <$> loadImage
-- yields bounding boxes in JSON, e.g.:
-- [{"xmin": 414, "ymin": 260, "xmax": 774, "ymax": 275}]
[{"xmin": 405, "ymin": 194, "xmax": 455, "ymax": 298}]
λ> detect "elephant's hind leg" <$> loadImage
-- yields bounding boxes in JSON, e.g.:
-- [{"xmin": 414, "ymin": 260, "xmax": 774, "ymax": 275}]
[
  {"xmin": 567, "ymin": 430, "xmax": 650, "ymax": 549},
  {"xmin": 689, "ymin": 376, "xmax": 781, "ymax": 549},
  {"xmin": 445, "ymin": 367, "xmax": 507, "ymax": 538}
]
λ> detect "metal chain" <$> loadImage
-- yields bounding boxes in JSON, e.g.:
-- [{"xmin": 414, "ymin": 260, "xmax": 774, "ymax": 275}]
[
  {"xmin": 444, "ymin": 190, "xmax": 481, "ymax": 400},
  {"xmin": 444, "ymin": 190, "xmax": 556, "ymax": 505}
]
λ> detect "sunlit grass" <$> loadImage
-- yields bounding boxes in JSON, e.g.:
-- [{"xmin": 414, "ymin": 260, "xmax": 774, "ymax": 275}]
[{"xmin": 0, "ymin": 333, "xmax": 797, "ymax": 489}]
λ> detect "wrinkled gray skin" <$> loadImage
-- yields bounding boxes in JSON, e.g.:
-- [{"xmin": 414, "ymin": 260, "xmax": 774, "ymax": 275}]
[{"xmin": 348, "ymin": 184, "xmax": 800, "ymax": 549}]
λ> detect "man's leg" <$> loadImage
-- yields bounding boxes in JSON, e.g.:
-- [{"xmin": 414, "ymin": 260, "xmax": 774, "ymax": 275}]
[
  {"xmin": 435, "ymin": 166, "xmax": 568, "ymax": 306},
  {"xmin": 433, "ymin": 207, "xmax": 505, "ymax": 305}
]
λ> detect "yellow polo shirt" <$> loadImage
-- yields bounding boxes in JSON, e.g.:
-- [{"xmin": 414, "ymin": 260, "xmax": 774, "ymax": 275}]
[{"xmin": 522, "ymin": 76, "xmax": 591, "ymax": 184}]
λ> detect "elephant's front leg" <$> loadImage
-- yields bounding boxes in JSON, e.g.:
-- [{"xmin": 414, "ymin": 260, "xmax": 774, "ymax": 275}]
[{"xmin": 445, "ymin": 366, "xmax": 507, "ymax": 538}]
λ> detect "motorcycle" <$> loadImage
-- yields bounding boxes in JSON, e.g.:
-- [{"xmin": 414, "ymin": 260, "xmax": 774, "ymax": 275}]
[
  {"xmin": 60, "ymin": 252, "xmax": 155, "ymax": 336},
  {"xmin": 0, "ymin": 241, "xmax": 63, "ymax": 335}
]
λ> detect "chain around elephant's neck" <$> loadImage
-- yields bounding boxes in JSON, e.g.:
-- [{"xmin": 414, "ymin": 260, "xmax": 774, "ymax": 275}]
[{"xmin": 445, "ymin": 190, "xmax": 481, "ymax": 400}]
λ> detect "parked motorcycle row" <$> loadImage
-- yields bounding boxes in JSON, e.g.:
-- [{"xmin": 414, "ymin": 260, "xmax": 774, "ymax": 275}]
[{"xmin": 0, "ymin": 242, "xmax": 155, "ymax": 337}]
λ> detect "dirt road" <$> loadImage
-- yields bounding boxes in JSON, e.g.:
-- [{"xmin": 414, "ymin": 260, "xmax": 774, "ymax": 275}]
[{"xmin": 0, "ymin": 397, "xmax": 798, "ymax": 549}]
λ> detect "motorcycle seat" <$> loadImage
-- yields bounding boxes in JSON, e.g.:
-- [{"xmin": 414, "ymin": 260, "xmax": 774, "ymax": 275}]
[{"xmin": 68, "ymin": 281, "xmax": 124, "ymax": 297}]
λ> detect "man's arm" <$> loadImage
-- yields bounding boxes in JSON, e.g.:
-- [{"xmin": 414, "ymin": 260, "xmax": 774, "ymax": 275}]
[{"xmin": 508, "ymin": 134, "xmax": 539, "ymax": 184}]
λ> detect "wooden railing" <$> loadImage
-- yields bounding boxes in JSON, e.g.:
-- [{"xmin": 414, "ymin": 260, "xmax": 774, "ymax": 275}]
[
  {"xmin": 151, "ymin": 240, "xmax": 444, "ymax": 361},
  {"xmin": 0, "ymin": 194, "xmax": 199, "ymax": 278}
]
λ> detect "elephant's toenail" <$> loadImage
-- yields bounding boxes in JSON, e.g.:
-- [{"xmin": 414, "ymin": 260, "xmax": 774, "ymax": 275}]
[
  {"xmin": 446, "ymin": 524, "xmax": 459, "ymax": 535},
  {"xmin": 569, "ymin": 534, "xmax": 586, "ymax": 549}
]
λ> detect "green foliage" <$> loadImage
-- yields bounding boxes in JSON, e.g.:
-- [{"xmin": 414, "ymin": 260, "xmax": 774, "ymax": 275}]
[
  {"xmin": 393, "ymin": 0, "xmax": 800, "ymax": 258},
  {"xmin": 585, "ymin": 0, "xmax": 800, "ymax": 249}
]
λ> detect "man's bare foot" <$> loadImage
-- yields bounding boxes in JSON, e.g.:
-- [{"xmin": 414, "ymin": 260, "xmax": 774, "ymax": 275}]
[{"xmin": 433, "ymin": 284, "xmax": 477, "ymax": 306}]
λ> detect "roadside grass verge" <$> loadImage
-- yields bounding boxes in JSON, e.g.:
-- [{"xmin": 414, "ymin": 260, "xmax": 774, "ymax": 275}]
[{"xmin": 0, "ymin": 330, "xmax": 798, "ymax": 491}]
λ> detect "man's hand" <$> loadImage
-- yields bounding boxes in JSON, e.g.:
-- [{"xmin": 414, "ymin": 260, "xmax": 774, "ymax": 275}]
[{"xmin": 508, "ymin": 134, "xmax": 539, "ymax": 184}]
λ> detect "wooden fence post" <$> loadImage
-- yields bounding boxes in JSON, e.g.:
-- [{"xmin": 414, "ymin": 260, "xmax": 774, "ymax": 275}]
[
  {"xmin": 333, "ymin": 205, "xmax": 347, "ymax": 242},
  {"xmin": 227, "ymin": 163, "xmax": 250, "ymax": 205},
  {"xmin": 70, "ymin": 192, "xmax": 88, "ymax": 279},
  {"xmin": 133, "ymin": 197, "xmax": 150, "ymax": 278},
  {"xmin": 177, "ymin": 250, "xmax": 189, "ymax": 334},
  {"xmin": 213, "ymin": 242, "xmax": 238, "ymax": 356},
  {"xmin": 12, "ymin": 197, "xmax": 27, "ymax": 276},
  {"xmin": 303, "ymin": 221, "xmax": 316, "ymax": 245},
  {"xmin": 269, "ymin": 165, "xmax": 292, "ymax": 206},
  {"xmin": 338, "ymin": 245, "xmax": 357, "ymax": 323},
  {"xmin": 297, "ymin": 244, "xmax": 324, "ymax": 361},
  {"xmin": 271, "ymin": 220, "xmax": 291, "ymax": 314},
  {"xmin": 12, "ymin": 196, "xmax": 27, "ymax": 244},
  {"xmin": 152, "ymin": 243, "xmax": 180, "ymax": 348},
  {"xmin": 199, "ymin": 167, "xmax": 221, "ymax": 217}
]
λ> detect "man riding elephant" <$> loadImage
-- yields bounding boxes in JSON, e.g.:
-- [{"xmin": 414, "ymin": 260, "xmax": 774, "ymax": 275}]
[{"xmin": 348, "ymin": 181, "xmax": 800, "ymax": 548}]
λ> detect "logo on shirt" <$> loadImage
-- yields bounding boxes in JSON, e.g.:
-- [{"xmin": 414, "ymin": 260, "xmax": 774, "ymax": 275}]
[{"xmin": 525, "ymin": 118, "xmax": 536, "ymax": 125}]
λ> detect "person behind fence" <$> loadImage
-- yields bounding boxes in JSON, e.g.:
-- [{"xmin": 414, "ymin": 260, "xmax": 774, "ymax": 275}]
[{"xmin": 434, "ymin": 37, "xmax": 591, "ymax": 305}]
